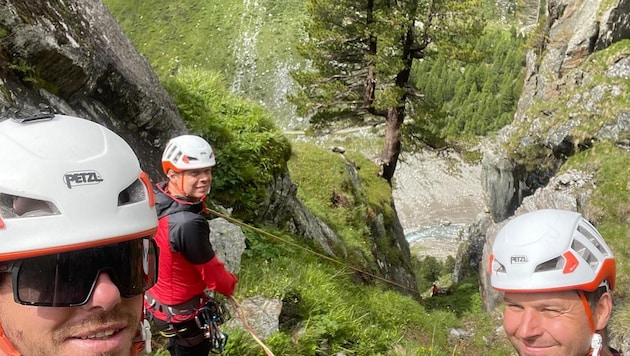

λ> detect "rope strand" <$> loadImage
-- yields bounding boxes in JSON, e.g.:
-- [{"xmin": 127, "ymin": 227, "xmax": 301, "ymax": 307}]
[
  {"xmin": 207, "ymin": 208, "xmax": 418, "ymax": 294},
  {"xmin": 228, "ymin": 295, "xmax": 275, "ymax": 356}
]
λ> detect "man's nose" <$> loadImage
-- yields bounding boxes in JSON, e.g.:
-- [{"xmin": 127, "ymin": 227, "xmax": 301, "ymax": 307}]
[
  {"xmin": 516, "ymin": 309, "xmax": 544, "ymax": 339},
  {"xmin": 83, "ymin": 272, "xmax": 121, "ymax": 311}
]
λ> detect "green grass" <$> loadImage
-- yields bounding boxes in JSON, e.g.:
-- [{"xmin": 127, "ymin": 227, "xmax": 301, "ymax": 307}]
[
  {"xmin": 104, "ymin": 0, "xmax": 308, "ymax": 129},
  {"xmin": 560, "ymin": 141, "xmax": 630, "ymax": 351},
  {"xmin": 288, "ymin": 141, "xmax": 373, "ymax": 259},
  {"xmin": 222, "ymin": 235, "xmax": 514, "ymax": 355}
]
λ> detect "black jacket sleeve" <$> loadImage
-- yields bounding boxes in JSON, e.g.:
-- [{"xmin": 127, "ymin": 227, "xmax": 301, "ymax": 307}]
[{"xmin": 169, "ymin": 211, "xmax": 216, "ymax": 264}]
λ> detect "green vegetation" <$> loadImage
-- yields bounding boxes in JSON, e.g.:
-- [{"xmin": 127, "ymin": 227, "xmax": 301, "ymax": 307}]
[
  {"xmin": 505, "ymin": 40, "xmax": 630, "ymax": 173},
  {"xmin": 290, "ymin": 142, "xmax": 374, "ymax": 256},
  {"xmin": 8, "ymin": 59, "xmax": 58, "ymax": 94},
  {"xmin": 289, "ymin": 0, "xmax": 488, "ymax": 181},
  {"xmin": 104, "ymin": 0, "xmax": 628, "ymax": 353},
  {"xmin": 142, "ymin": 66, "xmax": 514, "ymax": 355},
  {"xmin": 104, "ymin": 0, "xmax": 307, "ymax": 128},
  {"xmin": 162, "ymin": 67, "xmax": 291, "ymax": 220},
  {"xmin": 105, "ymin": 0, "xmax": 526, "ymax": 144},
  {"xmin": 410, "ymin": 27, "xmax": 526, "ymax": 142},
  {"xmin": 505, "ymin": 39, "xmax": 630, "ymax": 343},
  {"xmin": 563, "ymin": 143, "xmax": 630, "ymax": 296}
]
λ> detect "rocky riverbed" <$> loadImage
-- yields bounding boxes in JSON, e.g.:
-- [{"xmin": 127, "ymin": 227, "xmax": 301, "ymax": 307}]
[
  {"xmin": 392, "ymin": 150, "xmax": 486, "ymax": 260},
  {"xmin": 289, "ymin": 129, "xmax": 486, "ymax": 261}
]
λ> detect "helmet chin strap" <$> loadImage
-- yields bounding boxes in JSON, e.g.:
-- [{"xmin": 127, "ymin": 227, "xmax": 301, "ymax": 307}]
[
  {"xmin": 578, "ymin": 290, "xmax": 603, "ymax": 356},
  {"xmin": 0, "ymin": 324, "xmax": 22, "ymax": 356},
  {"xmin": 132, "ymin": 319, "xmax": 152, "ymax": 355},
  {"xmin": 180, "ymin": 174, "xmax": 187, "ymax": 197}
]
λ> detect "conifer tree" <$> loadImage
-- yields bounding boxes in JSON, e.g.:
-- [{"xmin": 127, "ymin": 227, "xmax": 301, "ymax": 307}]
[{"xmin": 289, "ymin": 0, "xmax": 484, "ymax": 182}]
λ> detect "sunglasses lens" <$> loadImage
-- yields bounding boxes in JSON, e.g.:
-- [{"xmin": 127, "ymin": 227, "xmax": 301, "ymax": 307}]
[
  {"xmin": 114, "ymin": 238, "xmax": 158, "ymax": 298},
  {"xmin": 13, "ymin": 238, "xmax": 157, "ymax": 307},
  {"xmin": 15, "ymin": 254, "xmax": 95, "ymax": 306}
]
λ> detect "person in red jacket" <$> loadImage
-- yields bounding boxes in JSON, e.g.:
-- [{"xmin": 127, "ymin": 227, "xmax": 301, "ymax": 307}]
[{"xmin": 145, "ymin": 135, "xmax": 237, "ymax": 356}]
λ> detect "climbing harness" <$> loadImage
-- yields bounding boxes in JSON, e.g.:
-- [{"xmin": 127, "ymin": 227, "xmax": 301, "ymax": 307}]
[
  {"xmin": 194, "ymin": 295, "xmax": 230, "ymax": 353},
  {"xmin": 146, "ymin": 291, "xmax": 231, "ymax": 353}
]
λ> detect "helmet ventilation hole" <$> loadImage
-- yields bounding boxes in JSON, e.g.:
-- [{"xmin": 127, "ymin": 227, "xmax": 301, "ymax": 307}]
[
  {"xmin": 571, "ymin": 239, "xmax": 599, "ymax": 270},
  {"xmin": 118, "ymin": 179, "xmax": 147, "ymax": 206},
  {"xmin": 577, "ymin": 224, "xmax": 609, "ymax": 255},
  {"xmin": 0, "ymin": 193, "xmax": 56, "ymax": 217},
  {"xmin": 534, "ymin": 256, "xmax": 564, "ymax": 273}
]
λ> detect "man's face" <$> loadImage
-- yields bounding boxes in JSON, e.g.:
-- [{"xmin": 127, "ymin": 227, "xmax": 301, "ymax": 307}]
[
  {"xmin": 502, "ymin": 291, "xmax": 594, "ymax": 356},
  {"xmin": 170, "ymin": 167, "xmax": 212, "ymax": 201},
  {"xmin": 0, "ymin": 273, "xmax": 142, "ymax": 356}
]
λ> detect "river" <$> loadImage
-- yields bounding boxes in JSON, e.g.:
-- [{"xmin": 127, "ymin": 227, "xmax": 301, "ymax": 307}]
[{"xmin": 392, "ymin": 150, "xmax": 486, "ymax": 260}]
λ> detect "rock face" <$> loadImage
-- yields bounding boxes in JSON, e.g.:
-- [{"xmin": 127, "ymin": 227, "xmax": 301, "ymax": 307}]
[
  {"xmin": 0, "ymin": 0, "xmax": 422, "ymax": 345},
  {"xmin": 259, "ymin": 169, "xmax": 419, "ymax": 298},
  {"xmin": 0, "ymin": 0, "xmax": 187, "ymax": 181},
  {"xmin": 209, "ymin": 217, "xmax": 247, "ymax": 274},
  {"xmin": 473, "ymin": 0, "xmax": 630, "ymax": 350},
  {"xmin": 478, "ymin": 0, "xmax": 630, "ymax": 291},
  {"xmin": 0, "ymin": 0, "xmax": 418, "ymax": 300},
  {"xmin": 258, "ymin": 172, "xmax": 345, "ymax": 257},
  {"xmin": 482, "ymin": 0, "xmax": 630, "ymax": 222}
]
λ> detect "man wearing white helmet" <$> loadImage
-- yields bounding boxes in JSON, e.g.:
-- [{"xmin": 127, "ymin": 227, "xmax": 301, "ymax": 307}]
[
  {"xmin": 489, "ymin": 209, "xmax": 621, "ymax": 356},
  {"xmin": 0, "ymin": 113, "xmax": 159, "ymax": 356},
  {"xmin": 144, "ymin": 135, "xmax": 237, "ymax": 356}
]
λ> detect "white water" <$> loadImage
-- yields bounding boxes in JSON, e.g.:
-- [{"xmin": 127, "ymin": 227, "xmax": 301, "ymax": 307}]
[
  {"xmin": 231, "ymin": 0, "xmax": 264, "ymax": 95},
  {"xmin": 229, "ymin": 0, "xmax": 308, "ymax": 130},
  {"xmin": 406, "ymin": 224, "xmax": 464, "ymax": 260},
  {"xmin": 406, "ymin": 224, "xmax": 464, "ymax": 244}
]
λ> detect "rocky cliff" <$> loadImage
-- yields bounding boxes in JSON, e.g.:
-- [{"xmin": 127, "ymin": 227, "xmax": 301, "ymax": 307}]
[
  {"xmin": 0, "ymin": 0, "xmax": 187, "ymax": 181},
  {"xmin": 473, "ymin": 0, "xmax": 630, "ymax": 351},
  {"xmin": 482, "ymin": 0, "xmax": 630, "ymax": 222}
]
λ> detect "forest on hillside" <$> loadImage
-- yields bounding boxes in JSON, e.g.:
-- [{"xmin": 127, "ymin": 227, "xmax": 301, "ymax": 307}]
[{"xmin": 104, "ymin": 0, "xmax": 527, "ymax": 148}]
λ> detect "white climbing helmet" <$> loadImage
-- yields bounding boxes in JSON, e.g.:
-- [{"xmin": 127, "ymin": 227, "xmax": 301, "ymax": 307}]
[
  {"xmin": 0, "ymin": 114, "xmax": 158, "ymax": 260},
  {"xmin": 490, "ymin": 209, "xmax": 616, "ymax": 293},
  {"xmin": 161, "ymin": 134, "xmax": 216, "ymax": 175}
]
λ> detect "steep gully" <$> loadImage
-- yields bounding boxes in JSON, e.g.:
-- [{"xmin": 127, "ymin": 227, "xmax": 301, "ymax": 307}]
[
  {"xmin": 227, "ymin": 1, "xmax": 486, "ymax": 259},
  {"xmin": 393, "ymin": 150, "xmax": 485, "ymax": 261}
]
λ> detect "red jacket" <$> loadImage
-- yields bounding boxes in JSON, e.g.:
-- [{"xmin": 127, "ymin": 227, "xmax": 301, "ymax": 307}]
[{"xmin": 145, "ymin": 182, "xmax": 237, "ymax": 321}]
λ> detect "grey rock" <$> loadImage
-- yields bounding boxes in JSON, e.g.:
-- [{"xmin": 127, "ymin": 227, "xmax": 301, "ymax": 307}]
[
  {"xmin": 209, "ymin": 217, "xmax": 247, "ymax": 274},
  {"xmin": 0, "ymin": 0, "xmax": 187, "ymax": 181},
  {"xmin": 225, "ymin": 296, "xmax": 282, "ymax": 341}
]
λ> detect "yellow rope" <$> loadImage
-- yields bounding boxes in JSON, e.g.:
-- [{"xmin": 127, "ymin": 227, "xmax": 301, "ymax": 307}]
[
  {"xmin": 228, "ymin": 295, "xmax": 275, "ymax": 356},
  {"xmin": 207, "ymin": 208, "xmax": 418, "ymax": 294}
]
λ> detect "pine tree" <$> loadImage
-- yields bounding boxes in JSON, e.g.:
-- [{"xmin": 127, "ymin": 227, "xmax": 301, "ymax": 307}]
[{"xmin": 289, "ymin": 0, "xmax": 485, "ymax": 182}]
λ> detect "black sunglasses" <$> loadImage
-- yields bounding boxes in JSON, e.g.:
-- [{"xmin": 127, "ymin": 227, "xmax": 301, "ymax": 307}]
[{"xmin": 0, "ymin": 237, "xmax": 158, "ymax": 307}]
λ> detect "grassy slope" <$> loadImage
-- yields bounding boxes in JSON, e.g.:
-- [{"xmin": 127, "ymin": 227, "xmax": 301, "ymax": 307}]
[
  {"xmin": 102, "ymin": 1, "xmax": 510, "ymax": 354},
  {"xmin": 104, "ymin": 0, "xmax": 307, "ymax": 129}
]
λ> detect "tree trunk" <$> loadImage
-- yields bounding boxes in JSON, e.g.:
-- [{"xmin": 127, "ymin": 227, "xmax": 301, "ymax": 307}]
[
  {"xmin": 379, "ymin": 23, "xmax": 414, "ymax": 183},
  {"xmin": 379, "ymin": 106, "xmax": 404, "ymax": 182}
]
